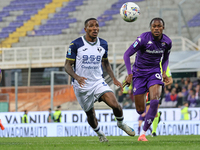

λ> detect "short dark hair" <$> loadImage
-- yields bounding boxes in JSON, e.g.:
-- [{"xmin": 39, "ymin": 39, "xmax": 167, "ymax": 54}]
[
  {"xmin": 149, "ymin": 17, "xmax": 165, "ymax": 27},
  {"xmin": 84, "ymin": 18, "xmax": 97, "ymax": 27},
  {"xmin": 49, "ymin": 108, "xmax": 51, "ymax": 111},
  {"xmin": 57, "ymin": 105, "xmax": 61, "ymax": 109}
]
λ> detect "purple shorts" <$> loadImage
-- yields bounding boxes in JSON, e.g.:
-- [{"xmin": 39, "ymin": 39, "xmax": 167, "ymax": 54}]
[
  {"xmin": 138, "ymin": 115, "xmax": 145, "ymax": 121},
  {"xmin": 132, "ymin": 72, "xmax": 164, "ymax": 95}
]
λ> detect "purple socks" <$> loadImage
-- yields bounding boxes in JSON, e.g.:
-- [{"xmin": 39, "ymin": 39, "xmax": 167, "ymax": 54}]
[
  {"xmin": 138, "ymin": 126, "xmax": 141, "ymax": 134},
  {"xmin": 143, "ymin": 100, "xmax": 159, "ymax": 131}
]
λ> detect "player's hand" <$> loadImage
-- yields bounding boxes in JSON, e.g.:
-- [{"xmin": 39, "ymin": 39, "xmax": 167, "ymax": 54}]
[
  {"xmin": 162, "ymin": 73, "xmax": 169, "ymax": 83},
  {"xmin": 76, "ymin": 76, "xmax": 87, "ymax": 88},
  {"xmin": 113, "ymin": 78, "xmax": 123, "ymax": 92},
  {"xmin": 123, "ymin": 74, "xmax": 133, "ymax": 88}
]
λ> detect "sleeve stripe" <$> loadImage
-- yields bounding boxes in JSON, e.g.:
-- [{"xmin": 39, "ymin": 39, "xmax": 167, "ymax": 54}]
[{"xmin": 66, "ymin": 58, "xmax": 75, "ymax": 61}]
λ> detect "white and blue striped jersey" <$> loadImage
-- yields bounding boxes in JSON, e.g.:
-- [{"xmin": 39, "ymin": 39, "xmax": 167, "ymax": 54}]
[{"xmin": 66, "ymin": 36, "xmax": 108, "ymax": 89}]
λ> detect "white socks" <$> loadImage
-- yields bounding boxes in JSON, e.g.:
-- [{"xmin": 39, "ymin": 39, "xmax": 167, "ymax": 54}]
[
  {"xmin": 115, "ymin": 116, "xmax": 124, "ymax": 126},
  {"xmin": 93, "ymin": 125, "xmax": 104, "ymax": 136},
  {"xmin": 140, "ymin": 130, "xmax": 146, "ymax": 136}
]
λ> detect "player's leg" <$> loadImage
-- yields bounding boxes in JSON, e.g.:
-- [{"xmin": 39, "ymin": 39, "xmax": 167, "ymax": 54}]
[
  {"xmin": 138, "ymin": 114, "xmax": 146, "ymax": 135},
  {"xmin": 133, "ymin": 76, "xmax": 148, "ymax": 115},
  {"xmin": 134, "ymin": 93, "xmax": 148, "ymax": 141},
  {"xmin": 134, "ymin": 94, "xmax": 146, "ymax": 114},
  {"xmin": 138, "ymin": 116, "xmax": 144, "ymax": 135},
  {"xmin": 74, "ymin": 87, "xmax": 108, "ymax": 142},
  {"xmin": 152, "ymin": 86, "xmax": 164, "ymax": 136},
  {"xmin": 146, "ymin": 91, "xmax": 159, "ymax": 117},
  {"xmin": 86, "ymin": 108, "xmax": 108, "ymax": 142},
  {"xmin": 146, "ymin": 92, "xmax": 158, "ymax": 136},
  {"xmin": 131, "ymin": 77, "xmax": 149, "ymax": 141},
  {"xmin": 100, "ymin": 92, "xmax": 135, "ymax": 136},
  {"xmin": 151, "ymin": 104, "xmax": 160, "ymax": 136},
  {"xmin": 138, "ymin": 84, "xmax": 162, "ymax": 141},
  {"xmin": 138, "ymin": 121, "xmax": 143, "ymax": 135}
]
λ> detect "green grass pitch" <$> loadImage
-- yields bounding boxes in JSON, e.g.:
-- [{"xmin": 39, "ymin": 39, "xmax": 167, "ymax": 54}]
[{"xmin": 0, "ymin": 135, "xmax": 200, "ymax": 150}]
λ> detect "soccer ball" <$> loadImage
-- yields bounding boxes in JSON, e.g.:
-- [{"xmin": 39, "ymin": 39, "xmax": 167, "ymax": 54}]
[{"xmin": 120, "ymin": 2, "xmax": 140, "ymax": 22}]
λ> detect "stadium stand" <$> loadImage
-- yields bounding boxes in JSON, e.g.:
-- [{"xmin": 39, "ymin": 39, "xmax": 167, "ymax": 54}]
[
  {"xmin": 0, "ymin": 0, "xmax": 199, "ymax": 47},
  {"xmin": 187, "ymin": 12, "xmax": 200, "ymax": 27}
]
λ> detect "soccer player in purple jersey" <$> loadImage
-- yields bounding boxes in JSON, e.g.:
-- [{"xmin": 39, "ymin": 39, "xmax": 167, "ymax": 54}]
[{"xmin": 123, "ymin": 18, "xmax": 172, "ymax": 141}]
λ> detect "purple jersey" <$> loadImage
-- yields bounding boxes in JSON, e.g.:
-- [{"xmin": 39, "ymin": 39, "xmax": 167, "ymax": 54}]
[{"xmin": 124, "ymin": 32, "xmax": 172, "ymax": 77}]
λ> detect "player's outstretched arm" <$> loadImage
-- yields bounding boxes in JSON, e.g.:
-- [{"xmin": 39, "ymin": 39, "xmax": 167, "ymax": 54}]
[
  {"xmin": 64, "ymin": 59, "xmax": 87, "ymax": 87},
  {"xmin": 102, "ymin": 59, "xmax": 123, "ymax": 91}
]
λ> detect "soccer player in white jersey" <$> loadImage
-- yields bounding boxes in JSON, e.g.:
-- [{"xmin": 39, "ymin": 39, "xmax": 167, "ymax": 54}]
[{"xmin": 65, "ymin": 18, "xmax": 135, "ymax": 142}]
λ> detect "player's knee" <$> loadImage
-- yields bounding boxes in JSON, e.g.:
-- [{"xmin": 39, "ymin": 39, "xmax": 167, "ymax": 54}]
[
  {"xmin": 86, "ymin": 108, "xmax": 96, "ymax": 118},
  {"xmin": 150, "ymin": 93, "xmax": 161, "ymax": 100}
]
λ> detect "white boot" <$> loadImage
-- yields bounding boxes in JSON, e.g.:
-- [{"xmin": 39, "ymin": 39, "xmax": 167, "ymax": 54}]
[{"xmin": 117, "ymin": 122, "xmax": 135, "ymax": 136}]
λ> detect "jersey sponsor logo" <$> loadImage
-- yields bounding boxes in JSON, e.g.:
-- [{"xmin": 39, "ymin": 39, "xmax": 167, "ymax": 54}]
[
  {"xmin": 147, "ymin": 41, "xmax": 153, "ymax": 44},
  {"xmin": 155, "ymin": 73, "xmax": 161, "ymax": 79},
  {"xmin": 133, "ymin": 41, "xmax": 138, "ymax": 48},
  {"xmin": 146, "ymin": 49, "xmax": 164, "ymax": 54},
  {"xmin": 83, "ymin": 48, "xmax": 88, "ymax": 51},
  {"xmin": 68, "ymin": 48, "xmax": 71, "ymax": 55},
  {"xmin": 82, "ymin": 55, "xmax": 101, "ymax": 63},
  {"xmin": 81, "ymin": 65, "xmax": 98, "ymax": 69},
  {"xmin": 81, "ymin": 55, "xmax": 101, "ymax": 69}
]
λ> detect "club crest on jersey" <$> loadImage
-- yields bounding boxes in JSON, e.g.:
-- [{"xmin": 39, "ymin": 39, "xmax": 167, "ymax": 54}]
[
  {"xmin": 161, "ymin": 42, "xmax": 166, "ymax": 46},
  {"xmin": 68, "ymin": 48, "xmax": 71, "ymax": 55},
  {"xmin": 97, "ymin": 47, "xmax": 102, "ymax": 53},
  {"xmin": 133, "ymin": 87, "xmax": 136, "ymax": 92}
]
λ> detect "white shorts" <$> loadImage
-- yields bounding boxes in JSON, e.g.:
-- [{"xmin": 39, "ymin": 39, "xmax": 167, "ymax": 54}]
[{"xmin": 73, "ymin": 78, "xmax": 113, "ymax": 112}]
